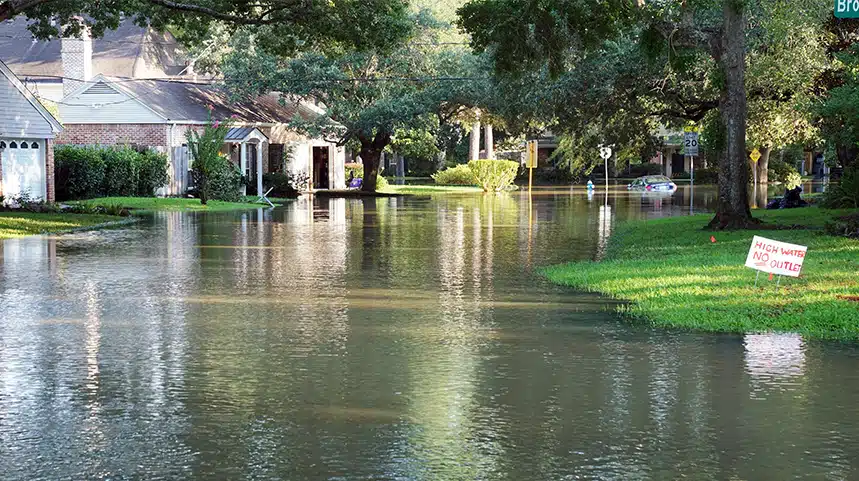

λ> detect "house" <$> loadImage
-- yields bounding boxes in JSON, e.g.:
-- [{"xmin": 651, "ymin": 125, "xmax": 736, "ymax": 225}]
[
  {"xmin": 58, "ymin": 75, "xmax": 346, "ymax": 194},
  {"xmin": 0, "ymin": 59, "xmax": 63, "ymax": 203},
  {"xmin": 0, "ymin": 17, "xmax": 190, "ymax": 102},
  {"xmin": 0, "ymin": 17, "xmax": 345, "ymax": 194}
]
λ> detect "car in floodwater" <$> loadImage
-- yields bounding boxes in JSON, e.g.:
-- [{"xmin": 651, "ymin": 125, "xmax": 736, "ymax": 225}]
[{"xmin": 627, "ymin": 175, "xmax": 677, "ymax": 193}]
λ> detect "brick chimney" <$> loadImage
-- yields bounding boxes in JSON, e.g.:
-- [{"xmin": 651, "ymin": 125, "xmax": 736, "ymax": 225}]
[{"xmin": 61, "ymin": 22, "xmax": 92, "ymax": 96}]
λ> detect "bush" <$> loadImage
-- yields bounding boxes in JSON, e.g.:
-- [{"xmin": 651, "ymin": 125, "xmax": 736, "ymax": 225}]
[
  {"xmin": 821, "ymin": 166, "xmax": 859, "ymax": 208},
  {"xmin": 432, "ymin": 164, "xmax": 477, "ymax": 185},
  {"xmin": 769, "ymin": 160, "xmax": 802, "ymax": 188},
  {"xmin": 54, "ymin": 145, "xmax": 168, "ymax": 200},
  {"xmin": 55, "ymin": 145, "xmax": 105, "ymax": 200},
  {"xmin": 102, "ymin": 147, "xmax": 139, "ymax": 196},
  {"xmin": 137, "ymin": 150, "xmax": 169, "ymax": 196},
  {"xmin": 626, "ymin": 162, "xmax": 663, "ymax": 177},
  {"xmin": 262, "ymin": 172, "xmax": 305, "ymax": 198},
  {"xmin": 377, "ymin": 174, "xmax": 389, "ymax": 190},
  {"xmin": 468, "ymin": 159, "xmax": 519, "ymax": 192},
  {"xmin": 192, "ymin": 154, "xmax": 243, "ymax": 202}
]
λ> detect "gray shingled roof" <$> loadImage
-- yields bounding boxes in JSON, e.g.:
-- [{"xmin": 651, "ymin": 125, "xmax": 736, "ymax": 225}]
[
  {"xmin": 225, "ymin": 127, "xmax": 263, "ymax": 140},
  {"xmin": 111, "ymin": 78, "xmax": 321, "ymax": 123},
  {"xmin": 0, "ymin": 17, "xmax": 186, "ymax": 79}
]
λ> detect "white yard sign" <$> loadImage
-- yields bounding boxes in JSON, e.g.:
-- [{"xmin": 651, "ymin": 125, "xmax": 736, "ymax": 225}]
[{"xmin": 744, "ymin": 236, "xmax": 808, "ymax": 277}]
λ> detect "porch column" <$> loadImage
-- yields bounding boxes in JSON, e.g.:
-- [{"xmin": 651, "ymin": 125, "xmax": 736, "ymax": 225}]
[
  {"xmin": 240, "ymin": 142, "xmax": 248, "ymax": 196},
  {"xmin": 256, "ymin": 143, "xmax": 264, "ymax": 196},
  {"xmin": 664, "ymin": 147, "xmax": 674, "ymax": 177},
  {"xmin": 485, "ymin": 124, "xmax": 495, "ymax": 160}
]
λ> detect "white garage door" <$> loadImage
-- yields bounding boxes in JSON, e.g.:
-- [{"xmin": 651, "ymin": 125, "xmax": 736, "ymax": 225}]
[{"xmin": 1, "ymin": 139, "xmax": 45, "ymax": 201}]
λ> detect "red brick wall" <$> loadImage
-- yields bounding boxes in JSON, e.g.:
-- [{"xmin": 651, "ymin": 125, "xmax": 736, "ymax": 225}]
[
  {"xmin": 55, "ymin": 124, "xmax": 169, "ymax": 147},
  {"xmin": 45, "ymin": 139, "xmax": 55, "ymax": 202}
]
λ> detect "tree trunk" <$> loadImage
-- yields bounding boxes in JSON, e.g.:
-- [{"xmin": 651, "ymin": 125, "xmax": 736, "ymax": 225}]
[
  {"xmin": 469, "ymin": 121, "xmax": 481, "ymax": 160},
  {"xmin": 199, "ymin": 177, "xmax": 209, "ymax": 205},
  {"xmin": 358, "ymin": 131, "xmax": 392, "ymax": 192},
  {"xmin": 756, "ymin": 147, "xmax": 770, "ymax": 184},
  {"xmin": 359, "ymin": 147, "xmax": 381, "ymax": 192},
  {"xmin": 708, "ymin": 1, "xmax": 757, "ymax": 229},
  {"xmin": 485, "ymin": 124, "xmax": 495, "ymax": 159}
]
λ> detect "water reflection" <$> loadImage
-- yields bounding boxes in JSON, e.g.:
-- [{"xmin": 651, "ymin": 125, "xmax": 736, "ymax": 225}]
[{"xmin": 1, "ymin": 189, "xmax": 858, "ymax": 479}]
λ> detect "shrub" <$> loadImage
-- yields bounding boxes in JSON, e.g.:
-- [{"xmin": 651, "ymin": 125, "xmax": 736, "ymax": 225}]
[
  {"xmin": 468, "ymin": 159, "xmax": 519, "ymax": 192},
  {"xmin": 187, "ymin": 116, "xmax": 234, "ymax": 204},
  {"xmin": 769, "ymin": 160, "xmax": 802, "ymax": 188},
  {"xmin": 137, "ymin": 150, "xmax": 169, "ymax": 196},
  {"xmin": 55, "ymin": 145, "xmax": 105, "ymax": 200},
  {"xmin": 102, "ymin": 147, "xmax": 139, "ymax": 196},
  {"xmin": 821, "ymin": 166, "xmax": 859, "ymax": 208},
  {"xmin": 432, "ymin": 164, "xmax": 477, "ymax": 185},
  {"xmin": 626, "ymin": 162, "xmax": 663, "ymax": 177},
  {"xmin": 54, "ymin": 145, "xmax": 169, "ymax": 200},
  {"xmin": 192, "ymin": 153, "xmax": 243, "ymax": 202},
  {"xmin": 377, "ymin": 174, "xmax": 389, "ymax": 190}
]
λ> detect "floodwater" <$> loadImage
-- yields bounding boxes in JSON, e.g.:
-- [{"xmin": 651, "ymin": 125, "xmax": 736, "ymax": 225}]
[{"xmin": 2, "ymin": 185, "xmax": 858, "ymax": 480}]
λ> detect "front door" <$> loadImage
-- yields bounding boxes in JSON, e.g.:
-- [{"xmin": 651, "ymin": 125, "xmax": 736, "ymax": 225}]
[
  {"xmin": 672, "ymin": 153, "xmax": 685, "ymax": 175},
  {"xmin": 312, "ymin": 146, "xmax": 329, "ymax": 189},
  {"xmin": 1, "ymin": 139, "xmax": 45, "ymax": 201}
]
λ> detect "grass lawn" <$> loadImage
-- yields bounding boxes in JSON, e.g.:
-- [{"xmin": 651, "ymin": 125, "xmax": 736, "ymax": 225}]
[
  {"xmin": 0, "ymin": 212, "xmax": 123, "ymax": 239},
  {"xmin": 75, "ymin": 197, "xmax": 270, "ymax": 212},
  {"xmin": 381, "ymin": 185, "xmax": 486, "ymax": 194},
  {"xmin": 544, "ymin": 207, "xmax": 859, "ymax": 340}
]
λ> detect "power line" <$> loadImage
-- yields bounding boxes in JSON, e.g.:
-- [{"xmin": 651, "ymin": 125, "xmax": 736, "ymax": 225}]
[{"xmin": 24, "ymin": 74, "xmax": 489, "ymax": 85}]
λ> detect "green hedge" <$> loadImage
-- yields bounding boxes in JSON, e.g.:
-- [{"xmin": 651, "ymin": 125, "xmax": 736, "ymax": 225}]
[
  {"xmin": 55, "ymin": 145, "xmax": 168, "ymax": 201},
  {"xmin": 468, "ymin": 159, "xmax": 519, "ymax": 192},
  {"xmin": 432, "ymin": 164, "xmax": 477, "ymax": 185}
]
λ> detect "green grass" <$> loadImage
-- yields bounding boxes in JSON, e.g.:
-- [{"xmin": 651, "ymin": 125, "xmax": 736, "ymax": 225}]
[
  {"xmin": 544, "ymin": 208, "xmax": 859, "ymax": 340},
  {"xmin": 381, "ymin": 185, "xmax": 486, "ymax": 194},
  {"xmin": 0, "ymin": 212, "xmax": 123, "ymax": 239},
  {"xmin": 74, "ymin": 197, "xmax": 270, "ymax": 212}
]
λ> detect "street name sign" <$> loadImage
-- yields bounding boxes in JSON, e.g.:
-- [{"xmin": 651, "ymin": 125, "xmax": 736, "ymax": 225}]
[
  {"xmin": 835, "ymin": 0, "xmax": 859, "ymax": 18},
  {"xmin": 684, "ymin": 132, "xmax": 699, "ymax": 156},
  {"xmin": 744, "ymin": 236, "xmax": 807, "ymax": 277}
]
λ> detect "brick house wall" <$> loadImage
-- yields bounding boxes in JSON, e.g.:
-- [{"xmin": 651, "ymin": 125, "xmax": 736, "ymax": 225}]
[{"xmin": 56, "ymin": 124, "xmax": 169, "ymax": 147}]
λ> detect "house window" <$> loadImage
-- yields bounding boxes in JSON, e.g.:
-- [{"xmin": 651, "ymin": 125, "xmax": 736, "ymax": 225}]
[
  {"xmin": 31, "ymin": 142, "xmax": 39, "ymax": 149},
  {"xmin": 0, "ymin": 141, "xmax": 6, "ymax": 149},
  {"xmin": 9, "ymin": 141, "xmax": 17, "ymax": 148},
  {"xmin": 20, "ymin": 142, "xmax": 28, "ymax": 149}
]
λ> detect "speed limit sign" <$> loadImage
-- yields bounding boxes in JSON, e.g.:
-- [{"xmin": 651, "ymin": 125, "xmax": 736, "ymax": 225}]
[{"xmin": 684, "ymin": 131, "xmax": 699, "ymax": 156}]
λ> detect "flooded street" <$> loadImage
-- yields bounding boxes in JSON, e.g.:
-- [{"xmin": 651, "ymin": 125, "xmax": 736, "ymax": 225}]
[{"xmin": 2, "ymin": 186, "xmax": 858, "ymax": 480}]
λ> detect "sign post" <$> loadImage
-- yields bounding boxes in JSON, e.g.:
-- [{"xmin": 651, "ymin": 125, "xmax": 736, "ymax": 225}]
[
  {"xmin": 745, "ymin": 236, "xmax": 808, "ymax": 287},
  {"xmin": 683, "ymin": 127, "xmax": 699, "ymax": 183},
  {"xmin": 525, "ymin": 140, "xmax": 538, "ymax": 193},
  {"xmin": 599, "ymin": 146, "xmax": 612, "ymax": 207}
]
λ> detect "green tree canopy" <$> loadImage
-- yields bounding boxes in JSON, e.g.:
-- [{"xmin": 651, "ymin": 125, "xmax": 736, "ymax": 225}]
[{"xmin": 223, "ymin": 11, "xmax": 490, "ymax": 191}]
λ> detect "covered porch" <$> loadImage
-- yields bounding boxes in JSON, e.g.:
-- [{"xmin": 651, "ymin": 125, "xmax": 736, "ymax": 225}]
[{"xmin": 225, "ymin": 127, "xmax": 268, "ymax": 196}]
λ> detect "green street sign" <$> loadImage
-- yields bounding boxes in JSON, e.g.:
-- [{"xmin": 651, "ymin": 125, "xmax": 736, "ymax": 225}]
[{"xmin": 836, "ymin": 0, "xmax": 859, "ymax": 18}]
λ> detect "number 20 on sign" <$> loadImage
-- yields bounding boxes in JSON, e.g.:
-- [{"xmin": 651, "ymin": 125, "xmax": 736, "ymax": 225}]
[{"xmin": 836, "ymin": 0, "xmax": 859, "ymax": 18}]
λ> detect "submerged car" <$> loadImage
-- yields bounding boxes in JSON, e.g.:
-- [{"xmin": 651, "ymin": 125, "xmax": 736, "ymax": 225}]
[{"xmin": 627, "ymin": 175, "xmax": 677, "ymax": 192}]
